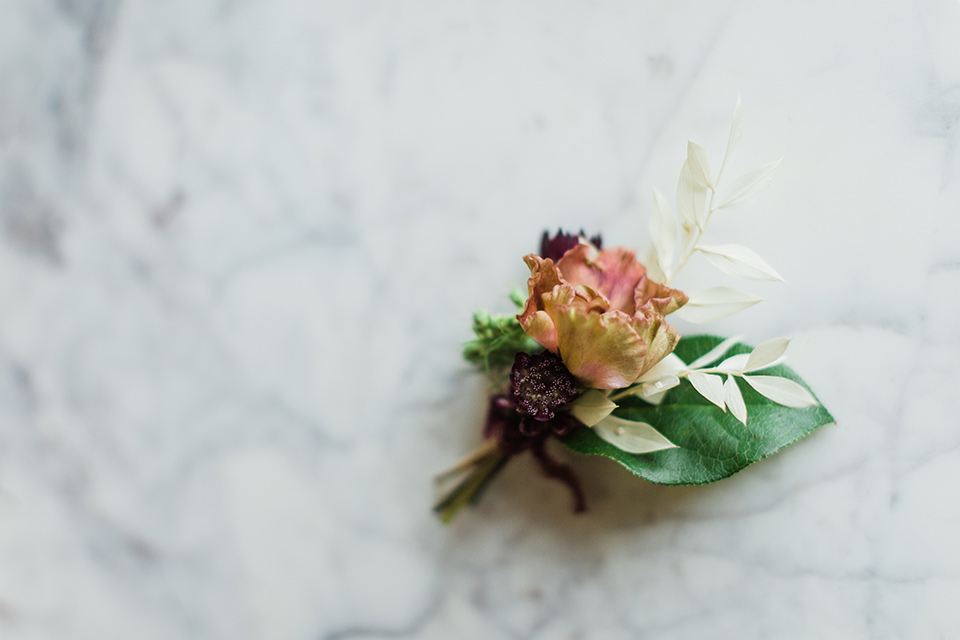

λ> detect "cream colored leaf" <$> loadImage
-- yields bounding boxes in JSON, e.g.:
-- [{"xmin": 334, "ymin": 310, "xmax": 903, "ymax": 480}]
[
  {"xmin": 745, "ymin": 337, "xmax": 790, "ymax": 372},
  {"xmin": 687, "ymin": 371, "xmax": 726, "ymax": 409},
  {"xmin": 636, "ymin": 354, "xmax": 686, "ymax": 403},
  {"xmin": 672, "ymin": 287, "xmax": 764, "ymax": 323},
  {"xmin": 743, "ymin": 375, "xmax": 818, "ymax": 408},
  {"xmin": 614, "ymin": 374, "xmax": 681, "ymax": 405},
  {"xmin": 640, "ymin": 390, "xmax": 669, "ymax": 406},
  {"xmin": 639, "ymin": 384, "xmax": 679, "ymax": 406},
  {"xmin": 637, "ymin": 353, "xmax": 687, "ymax": 381},
  {"xmin": 650, "ymin": 188, "xmax": 676, "ymax": 273},
  {"xmin": 569, "ymin": 389, "xmax": 618, "ymax": 427},
  {"xmin": 716, "ymin": 353, "xmax": 749, "ymax": 372},
  {"xmin": 679, "ymin": 219, "xmax": 698, "ymax": 255},
  {"xmin": 687, "ymin": 140, "xmax": 714, "ymax": 189},
  {"xmin": 687, "ymin": 335, "xmax": 743, "ymax": 370},
  {"xmin": 593, "ymin": 416, "xmax": 677, "ymax": 454},
  {"xmin": 640, "ymin": 375, "xmax": 681, "ymax": 398},
  {"xmin": 723, "ymin": 376, "xmax": 748, "ymax": 424},
  {"xmin": 716, "ymin": 96, "xmax": 743, "ymax": 185},
  {"xmin": 696, "ymin": 244, "xmax": 784, "ymax": 282},
  {"xmin": 676, "ymin": 160, "xmax": 708, "ymax": 229},
  {"xmin": 717, "ymin": 159, "xmax": 781, "ymax": 209},
  {"xmin": 643, "ymin": 243, "xmax": 667, "ymax": 283}
]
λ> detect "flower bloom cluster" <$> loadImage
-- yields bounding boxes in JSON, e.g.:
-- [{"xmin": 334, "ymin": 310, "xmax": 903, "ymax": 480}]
[
  {"xmin": 504, "ymin": 230, "xmax": 688, "ymax": 431},
  {"xmin": 436, "ymin": 107, "xmax": 825, "ymax": 523},
  {"xmin": 439, "ymin": 230, "xmax": 689, "ymax": 517},
  {"xmin": 518, "ymin": 244, "xmax": 687, "ymax": 389}
]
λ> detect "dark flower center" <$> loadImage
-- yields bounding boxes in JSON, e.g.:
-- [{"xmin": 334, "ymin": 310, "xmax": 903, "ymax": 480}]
[
  {"xmin": 510, "ymin": 351, "xmax": 579, "ymax": 421},
  {"xmin": 539, "ymin": 228, "xmax": 603, "ymax": 262}
]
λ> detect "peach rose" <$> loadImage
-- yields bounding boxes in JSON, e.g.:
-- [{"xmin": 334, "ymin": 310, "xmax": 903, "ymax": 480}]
[{"xmin": 518, "ymin": 244, "xmax": 688, "ymax": 389}]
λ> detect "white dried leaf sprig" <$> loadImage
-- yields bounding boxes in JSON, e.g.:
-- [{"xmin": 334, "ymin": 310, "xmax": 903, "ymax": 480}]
[
  {"xmin": 570, "ymin": 388, "xmax": 677, "ymax": 454},
  {"xmin": 646, "ymin": 99, "xmax": 784, "ymax": 324},
  {"xmin": 566, "ymin": 102, "xmax": 811, "ymax": 455},
  {"xmin": 678, "ymin": 337, "xmax": 818, "ymax": 424},
  {"xmin": 568, "ymin": 336, "xmax": 817, "ymax": 452},
  {"xmin": 611, "ymin": 337, "xmax": 815, "ymax": 419}
]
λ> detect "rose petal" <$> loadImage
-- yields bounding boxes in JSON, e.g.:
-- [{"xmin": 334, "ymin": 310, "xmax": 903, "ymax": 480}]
[
  {"xmin": 636, "ymin": 275, "xmax": 688, "ymax": 317},
  {"xmin": 544, "ymin": 288, "xmax": 647, "ymax": 389},
  {"xmin": 518, "ymin": 244, "xmax": 688, "ymax": 391},
  {"xmin": 557, "ymin": 245, "xmax": 646, "ymax": 314},
  {"xmin": 628, "ymin": 313, "xmax": 682, "ymax": 381},
  {"xmin": 517, "ymin": 255, "xmax": 565, "ymax": 352},
  {"xmin": 520, "ymin": 309, "xmax": 559, "ymax": 353}
]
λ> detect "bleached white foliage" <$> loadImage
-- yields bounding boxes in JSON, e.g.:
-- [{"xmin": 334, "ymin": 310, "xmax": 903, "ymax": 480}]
[
  {"xmin": 744, "ymin": 338, "xmax": 790, "ymax": 371},
  {"xmin": 673, "ymin": 287, "xmax": 764, "ymax": 323},
  {"xmin": 686, "ymin": 140, "xmax": 714, "ymax": 189},
  {"xmin": 581, "ymin": 337, "xmax": 813, "ymax": 452},
  {"xmin": 742, "ymin": 375, "xmax": 817, "ymax": 408},
  {"xmin": 716, "ymin": 97, "xmax": 742, "ymax": 186},
  {"xmin": 687, "ymin": 371, "xmax": 726, "ymax": 409},
  {"xmin": 593, "ymin": 415, "xmax": 677, "ymax": 454},
  {"xmin": 716, "ymin": 160, "xmax": 782, "ymax": 210},
  {"xmin": 647, "ymin": 99, "xmax": 783, "ymax": 323},
  {"xmin": 686, "ymin": 335, "xmax": 743, "ymax": 369},
  {"xmin": 723, "ymin": 375, "xmax": 748, "ymax": 424},
  {"xmin": 696, "ymin": 244, "xmax": 784, "ymax": 282},
  {"xmin": 569, "ymin": 389, "xmax": 618, "ymax": 427},
  {"xmin": 598, "ymin": 101, "xmax": 814, "ymax": 448},
  {"xmin": 610, "ymin": 338, "xmax": 817, "ymax": 427}
]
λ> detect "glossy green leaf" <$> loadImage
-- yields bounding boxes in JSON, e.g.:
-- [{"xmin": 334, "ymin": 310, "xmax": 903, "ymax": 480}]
[{"xmin": 561, "ymin": 335, "xmax": 834, "ymax": 485}]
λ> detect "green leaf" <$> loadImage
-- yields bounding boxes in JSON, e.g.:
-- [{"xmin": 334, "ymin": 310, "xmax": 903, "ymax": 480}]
[
  {"xmin": 462, "ymin": 309, "xmax": 541, "ymax": 383},
  {"xmin": 561, "ymin": 335, "xmax": 834, "ymax": 485},
  {"xmin": 509, "ymin": 286, "xmax": 528, "ymax": 308}
]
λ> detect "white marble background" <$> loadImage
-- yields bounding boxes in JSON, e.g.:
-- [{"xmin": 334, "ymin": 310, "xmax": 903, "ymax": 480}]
[{"xmin": 1, "ymin": 1, "xmax": 959, "ymax": 638}]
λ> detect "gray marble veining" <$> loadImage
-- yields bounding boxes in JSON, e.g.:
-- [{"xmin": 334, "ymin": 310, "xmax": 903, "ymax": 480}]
[{"xmin": 1, "ymin": 1, "xmax": 959, "ymax": 638}]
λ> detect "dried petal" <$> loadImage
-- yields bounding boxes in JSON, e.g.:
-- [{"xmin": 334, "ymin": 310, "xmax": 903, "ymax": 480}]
[{"xmin": 519, "ymin": 246, "xmax": 688, "ymax": 389}]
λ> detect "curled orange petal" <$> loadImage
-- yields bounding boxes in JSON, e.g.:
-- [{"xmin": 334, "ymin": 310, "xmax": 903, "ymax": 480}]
[{"xmin": 517, "ymin": 245, "xmax": 688, "ymax": 389}]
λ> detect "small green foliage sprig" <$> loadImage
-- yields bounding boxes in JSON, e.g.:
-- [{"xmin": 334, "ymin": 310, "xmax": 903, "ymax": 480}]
[{"xmin": 461, "ymin": 289, "xmax": 542, "ymax": 384}]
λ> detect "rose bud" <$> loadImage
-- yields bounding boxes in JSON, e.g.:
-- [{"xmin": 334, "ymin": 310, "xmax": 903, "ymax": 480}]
[{"xmin": 517, "ymin": 244, "xmax": 687, "ymax": 389}]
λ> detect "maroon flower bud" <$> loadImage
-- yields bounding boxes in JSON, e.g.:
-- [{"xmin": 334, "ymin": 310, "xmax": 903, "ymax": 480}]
[
  {"xmin": 539, "ymin": 229, "xmax": 602, "ymax": 262},
  {"xmin": 478, "ymin": 394, "xmax": 587, "ymax": 513}
]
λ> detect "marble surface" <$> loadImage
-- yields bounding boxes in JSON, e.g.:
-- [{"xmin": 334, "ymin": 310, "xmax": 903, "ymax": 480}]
[{"xmin": 1, "ymin": 1, "xmax": 959, "ymax": 638}]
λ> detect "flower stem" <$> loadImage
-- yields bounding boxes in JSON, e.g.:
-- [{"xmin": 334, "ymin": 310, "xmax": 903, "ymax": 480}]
[
  {"xmin": 433, "ymin": 442, "xmax": 507, "ymax": 523},
  {"xmin": 433, "ymin": 438, "xmax": 500, "ymax": 486}
]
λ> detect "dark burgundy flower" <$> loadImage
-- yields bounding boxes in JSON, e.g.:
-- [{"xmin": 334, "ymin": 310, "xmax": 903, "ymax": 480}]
[
  {"xmin": 483, "ymin": 395, "xmax": 522, "ymax": 442},
  {"xmin": 480, "ymin": 394, "xmax": 587, "ymax": 513},
  {"xmin": 510, "ymin": 351, "xmax": 579, "ymax": 421},
  {"xmin": 544, "ymin": 411, "xmax": 581, "ymax": 437},
  {"xmin": 539, "ymin": 229, "xmax": 602, "ymax": 262},
  {"xmin": 484, "ymin": 395, "xmax": 583, "ymax": 448}
]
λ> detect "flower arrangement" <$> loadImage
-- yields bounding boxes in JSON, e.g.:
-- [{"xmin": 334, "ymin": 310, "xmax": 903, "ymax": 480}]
[{"xmin": 435, "ymin": 102, "xmax": 833, "ymax": 522}]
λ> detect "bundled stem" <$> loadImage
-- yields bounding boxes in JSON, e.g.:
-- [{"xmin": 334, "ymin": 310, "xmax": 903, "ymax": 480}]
[{"xmin": 433, "ymin": 441, "xmax": 507, "ymax": 523}]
